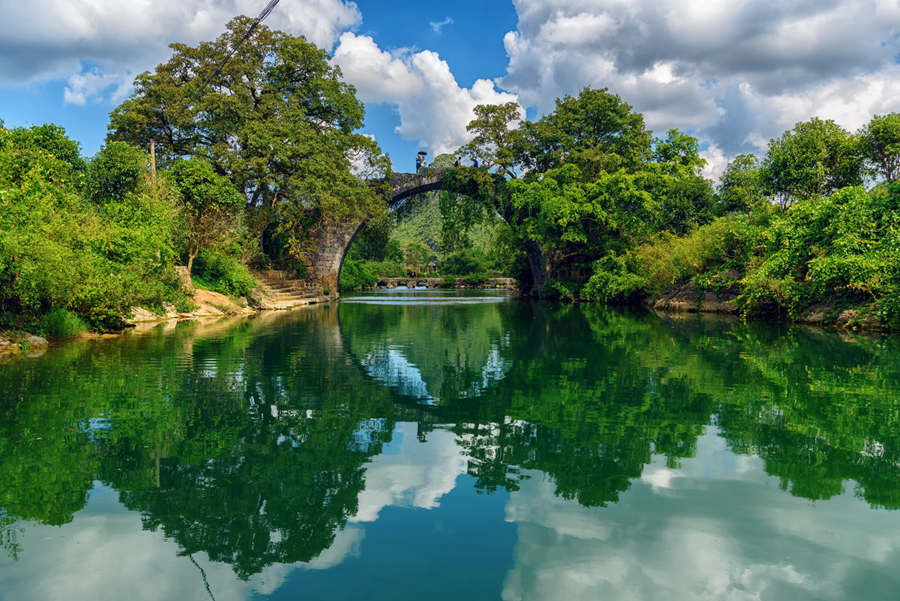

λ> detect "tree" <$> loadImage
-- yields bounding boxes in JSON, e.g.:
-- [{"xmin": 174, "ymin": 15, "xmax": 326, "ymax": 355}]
[
  {"xmin": 107, "ymin": 16, "xmax": 388, "ymax": 259},
  {"xmin": 652, "ymin": 129, "xmax": 706, "ymax": 175},
  {"xmin": 521, "ymin": 87, "xmax": 652, "ymax": 177},
  {"xmin": 86, "ymin": 142, "xmax": 149, "ymax": 204},
  {"xmin": 760, "ymin": 118, "xmax": 863, "ymax": 209},
  {"xmin": 462, "ymin": 102, "xmax": 524, "ymax": 178},
  {"xmin": 718, "ymin": 154, "xmax": 766, "ymax": 214},
  {"xmin": 167, "ymin": 158, "xmax": 244, "ymax": 275},
  {"xmin": 404, "ymin": 240, "xmax": 431, "ymax": 273},
  {"xmin": 861, "ymin": 113, "xmax": 900, "ymax": 183}
]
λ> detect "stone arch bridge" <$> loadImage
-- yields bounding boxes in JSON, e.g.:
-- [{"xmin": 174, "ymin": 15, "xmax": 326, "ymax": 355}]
[{"xmin": 303, "ymin": 170, "xmax": 445, "ymax": 292}]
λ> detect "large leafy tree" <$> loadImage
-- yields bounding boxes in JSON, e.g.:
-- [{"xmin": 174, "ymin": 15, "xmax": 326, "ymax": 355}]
[
  {"xmin": 760, "ymin": 117, "xmax": 864, "ymax": 209},
  {"xmin": 461, "ymin": 101, "xmax": 524, "ymax": 178},
  {"xmin": 718, "ymin": 153, "xmax": 766, "ymax": 214},
  {"xmin": 108, "ymin": 16, "xmax": 389, "ymax": 257},
  {"xmin": 520, "ymin": 87, "xmax": 652, "ymax": 177},
  {"xmin": 442, "ymin": 90, "xmax": 716, "ymax": 295},
  {"xmin": 861, "ymin": 113, "xmax": 900, "ymax": 183}
]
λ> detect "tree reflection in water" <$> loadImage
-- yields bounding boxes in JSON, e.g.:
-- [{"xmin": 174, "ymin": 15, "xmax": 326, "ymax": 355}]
[{"xmin": 1, "ymin": 299, "xmax": 900, "ymax": 579}]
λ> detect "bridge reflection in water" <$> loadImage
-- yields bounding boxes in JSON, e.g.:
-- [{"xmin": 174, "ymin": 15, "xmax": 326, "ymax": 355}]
[{"xmin": 1, "ymin": 293, "xmax": 900, "ymax": 600}]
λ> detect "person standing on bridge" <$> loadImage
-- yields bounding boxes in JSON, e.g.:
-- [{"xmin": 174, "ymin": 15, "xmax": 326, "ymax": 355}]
[{"xmin": 416, "ymin": 151, "xmax": 427, "ymax": 172}]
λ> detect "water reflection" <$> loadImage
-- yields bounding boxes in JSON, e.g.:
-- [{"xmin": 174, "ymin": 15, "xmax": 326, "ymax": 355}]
[{"xmin": 1, "ymin": 295, "xmax": 900, "ymax": 599}]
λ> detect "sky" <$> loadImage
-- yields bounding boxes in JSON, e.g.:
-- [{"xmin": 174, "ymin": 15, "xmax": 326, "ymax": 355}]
[{"xmin": 2, "ymin": 0, "xmax": 900, "ymax": 179}]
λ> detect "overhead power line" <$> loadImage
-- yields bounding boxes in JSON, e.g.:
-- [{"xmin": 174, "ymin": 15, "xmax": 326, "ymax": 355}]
[{"xmin": 193, "ymin": 0, "xmax": 281, "ymax": 101}]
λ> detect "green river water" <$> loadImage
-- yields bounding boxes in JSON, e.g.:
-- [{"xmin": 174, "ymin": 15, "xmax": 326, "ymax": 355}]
[{"xmin": 1, "ymin": 289, "xmax": 899, "ymax": 600}]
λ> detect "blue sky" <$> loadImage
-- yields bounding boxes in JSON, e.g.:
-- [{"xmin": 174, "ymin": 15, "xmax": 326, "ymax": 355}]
[{"xmin": 2, "ymin": 0, "xmax": 900, "ymax": 179}]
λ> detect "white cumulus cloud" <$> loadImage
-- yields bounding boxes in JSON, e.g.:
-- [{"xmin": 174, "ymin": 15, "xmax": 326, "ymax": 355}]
[
  {"xmin": 0, "ymin": 0, "xmax": 362, "ymax": 102},
  {"xmin": 499, "ymin": 0, "xmax": 900, "ymax": 167},
  {"xmin": 333, "ymin": 32, "xmax": 521, "ymax": 155}
]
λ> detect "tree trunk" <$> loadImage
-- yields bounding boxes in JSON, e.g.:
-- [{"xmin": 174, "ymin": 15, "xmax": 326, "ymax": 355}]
[
  {"xmin": 524, "ymin": 240, "xmax": 547, "ymax": 297},
  {"xmin": 187, "ymin": 247, "xmax": 198, "ymax": 275}
]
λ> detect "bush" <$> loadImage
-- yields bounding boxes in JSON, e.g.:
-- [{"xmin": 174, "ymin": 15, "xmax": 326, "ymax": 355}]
[
  {"xmin": 463, "ymin": 273, "xmax": 490, "ymax": 286},
  {"xmin": 583, "ymin": 257, "xmax": 647, "ymax": 303},
  {"xmin": 339, "ymin": 258, "xmax": 379, "ymax": 291},
  {"xmin": 541, "ymin": 280, "xmax": 584, "ymax": 302},
  {"xmin": 440, "ymin": 249, "xmax": 487, "ymax": 276},
  {"xmin": 437, "ymin": 276, "xmax": 457, "ymax": 288},
  {"xmin": 86, "ymin": 142, "xmax": 148, "ymax": 204},
  {"xmin": 367, "ymin": 260, "xmax": 406, "ymax": 277},
  {"xmin": 0, "ymin": 127, "xmax": 183, "ymax": 329},
  {"xmin": 740, "ymin": 186, "xmax": 900, "ymax": 321},
  {"xmin": 191, "ymin": 249, "xmax": 256, "ymax": 298},
  {"xmin": 40, "ymin": 308, "xmax": 88, "ymax": 340},
  {"xmin": 584, "ymin": 216, "xmax": 759, "ymax": 303}
]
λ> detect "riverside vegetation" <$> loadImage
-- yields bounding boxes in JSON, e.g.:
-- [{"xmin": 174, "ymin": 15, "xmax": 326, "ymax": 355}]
[
  {"xmin": 3, "ymin": 15, "xmax": 900, "ymax": 338},
  {"xmin": 431, "ymin": 95, "xmax": 900, "ymax": 330}
]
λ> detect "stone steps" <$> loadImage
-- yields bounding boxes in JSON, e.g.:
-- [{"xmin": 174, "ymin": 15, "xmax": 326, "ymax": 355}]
[{"xmin": 252, "ymin": 270, "xmax": 329, "ymax": 310}]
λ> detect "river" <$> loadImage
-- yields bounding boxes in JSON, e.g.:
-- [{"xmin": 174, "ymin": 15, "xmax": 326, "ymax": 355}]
[{"xmin": 1, "ymin": 289, "xmax": 898, "ymax": 600}]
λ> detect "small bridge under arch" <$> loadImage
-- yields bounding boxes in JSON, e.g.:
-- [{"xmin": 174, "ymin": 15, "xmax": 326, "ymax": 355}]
[{"xmin": 303, "ymin": 170, "xmax": 448, "ymax": 293}]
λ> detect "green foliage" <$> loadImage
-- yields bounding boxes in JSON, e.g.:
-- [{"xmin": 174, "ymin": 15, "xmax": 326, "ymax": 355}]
[
  {"xmin": 462, "ymin": 273, "xmax": 490, "ymax": 286},
  {"xmin": 652, "ymin": 128, "xmax": 706, "ymax": 174},
  {"xmin": 350, "ymin": 214, "xmax": 394, "ymax": 261},
  {"xmin": 582, "ymin": 256, "xmax": 648, "ymax": 303},
  {"xmin": 583, "ymin": 182, "xmax": 900, "ymax": 328},
  {"xmin": 740, "ymin": 185, "xmax": 900, "ymax": 322},
  {"xmin": 541, "ymin": 279, "xmax": 584, "ymax": 302},
  {"xmin": 462, "ymin": 101, "xmax": 524, "ymax": 178},
  {"xmin": 444, "ymin": 94, "xmax": 715, "ymax": 295},
  {"xmin": 440, "ymin": 249, "xmax": 487, "ymax": 276},
  {"xmin": 166, "ymin": 157, "xmax": 244, "ymax": 273},
  {"xmin": 86, "ymin": 142, "xmax": 148, "ymax": 204},
  {"xmin": 365, "ymin": 260, "xmax": 405, "ymax": 277},
  {"xmin": 339, "ymin": 258, "xmax": 379, "ymax": 291},
  {"xmin": 0, "ymin": 126, "xmax": 184, "ymax": 329},
  {"xmin": 861, "ymin": 113, "xmax": 900, "ymax": 183},
  {"xmin": 760, "ymin": 117, "xmax": 864, "ymax": 208},
  {"xmin": 437, "ymin": 276, "xmax": 458, "ymax": 288},
  {"xmin": 108, "ymin": 16, "xmax": 389, "ymax": 265},
  {"xmin": 40, "ymin": 308, "xmax": 88, "ymax": 340},
  {"xmin": 0, "ymin": 124, "xmax": 85, "ymax": 188},
  {"xmin": 191, "ymin": 249, "xmax": 257, "ymax": 298},
  {"xmin": 522, "ymin": 87, "xmax": 652, "ymax": 176},
  {"xmin": 718, "ymin": 154, "xmax": 767, "ymax": 214},
  {"xmin": 1, "ymin": 124, "xmax": 85, "ymax": 172}
]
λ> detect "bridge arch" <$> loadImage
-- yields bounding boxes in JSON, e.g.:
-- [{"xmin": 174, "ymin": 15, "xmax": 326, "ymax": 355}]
[
  {"xmin": 302, "ymin": 169, "xmax": 543, "ymax": 295},
  {"xmin": 303, "ymin": 170, "xmax": 448, "ymax": 293}
]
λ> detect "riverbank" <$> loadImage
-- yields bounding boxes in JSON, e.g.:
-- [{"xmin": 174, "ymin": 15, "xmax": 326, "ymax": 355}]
[
  {"xmin": 647, "ymin": 281, "xmax": 888, "ymax": 332},
  {"xmin": 0, "ymin": 277, "xmax": 336, "ymax": 357}
]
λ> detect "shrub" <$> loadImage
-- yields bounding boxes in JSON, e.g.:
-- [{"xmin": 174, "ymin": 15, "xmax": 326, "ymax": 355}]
[
  {"xmin": 463, "ymin": 273, "xmax": 490, "ymax": 286},
  {"xmin": 339, "ymin": 258, "xmax": 379, "ymax": 291},
  {"xmin": 40, "ymin": 308, "xmax": 88, "ymax": 340},
  {"xmin": 740, "ymin": 186, "xmax": 900, "ymax": 320},
  {"xmin": 87, "ymin": 142, "xmax": 148, "ymax": 204},
  {"xmin": 582, "ymin": 257, "xmax": 647, "ymax": 303},
  {"xmin": 437, "ymin": 276, "xmax": 457, "ymax": 288},
  {"xmin": 440, "ymin": 249, "xmax": 486, "ymax": 275},
  {"xmin": 191, "ymin": 249, "xmax": 257, "ymax": 298},
  {"xmin": 582, "ymin": 215, "xmax": 760, "ymax": 304},
  {"xmin": 367, "ymin": 260, "xmax": 406, "ymax": 277},
  {"xmin": 0, "ymin": 127, "xmax": 183, "ymax": 329},
  {"xmin": 541, "ymin": 279, "xmax": 584, "ymax": 302}
]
